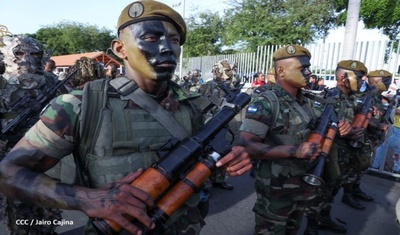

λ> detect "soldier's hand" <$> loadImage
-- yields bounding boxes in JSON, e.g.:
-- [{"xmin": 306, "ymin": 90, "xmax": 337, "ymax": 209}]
[
  {"xmin": 295, "ymin": 142, "xmax": 321, "ymax": 161},
  {"xmin": 349, "ymin": 126, "xmax": 364, "ymax": 139},
  {"xmin": 83, "ymin": 168, "xmax": 155, "ymax": 235},
  {"xmin": 338, "ymin": 120, "xmax": 352, "ymax": 137},
  {"xmin": 372, "ymin": 105, "xmax": 381, "ymax": 116},
  {"xmin": 217, "ymin": 146, "xmax": 252, "ymax": 176}
]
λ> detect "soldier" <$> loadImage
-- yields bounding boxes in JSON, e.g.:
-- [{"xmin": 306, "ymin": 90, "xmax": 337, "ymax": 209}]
[
  {"xmin": 239, "ymin": 45, "xmax": 322, "ymax": 234},
  {"xmin": 340, "ymin": 62, "xmax": 375, "ymax": 210},
  {"xmin": 182, "ymin": 69, "xmax": 202, "ymax": 93},
  {"xmin": 347, "ymin": 70, "xmax": 394, "ymax": 203},
  {"xmin": 0, "ymin": 1, "xmax": 252, "ymax": 235},
  {"xmin": 304, "ymin": 60, "xmax": 368, "ymax": 234},
  {"xmin": 0, "ymin": 34, "xmax": 64, "ymax": 235},
  {"xmin": 198, "ymin": 59, "xmax": 240, "ymax": 190},
  {"xmin": 266, "ymin": 67, "xmax": 276, "ymax": 86},
  {"xmin": 68, "ymin": 56, "xmax": 105, "ymax": 89},
  {"xmin": 248, "ymin": 67, "xmax": 277, "ymax": 178}
]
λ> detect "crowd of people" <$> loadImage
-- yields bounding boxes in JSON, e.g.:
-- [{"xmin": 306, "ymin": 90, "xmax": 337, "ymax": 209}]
[{"xmin": 0, "ymin": 1, "xmax": 399, "ymax": 235}]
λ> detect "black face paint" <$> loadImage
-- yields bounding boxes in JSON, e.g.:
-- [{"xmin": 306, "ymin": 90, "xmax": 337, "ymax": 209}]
[
  {"xmin": 353, "ymin": 70, "xmax": 366, "ymax": 91},
  {"xmin": 382, "ymin": 77, "xmax": 392, "ymax": 89},
  {"xmin": 129, "ymin": 21, "xmax": 181, "ymax": 81},
  {"xmin": 298, "ymin": 57, "xmax": 312, "ymax": 81}
]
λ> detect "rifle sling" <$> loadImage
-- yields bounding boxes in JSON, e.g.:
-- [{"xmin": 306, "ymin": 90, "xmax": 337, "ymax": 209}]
[
  {"xmin": 110, "ymin": 77, "xmax": 190, "ymax": 140},
  {"xmin": 303, "ymin": 91, "xmax": 337, "ymax": 104}
]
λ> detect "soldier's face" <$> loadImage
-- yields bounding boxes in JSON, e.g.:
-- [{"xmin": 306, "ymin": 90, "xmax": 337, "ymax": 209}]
[
  {"xmin": 283, "ymin": 56, "xmax": 311, "ymax": 88},
  {"xmin": 352, "ymin": 70, "xmax": 366, "ymax": 92},
  {"xmin": 121, "ymin": 21, "xmax": 181, "ymax": 81}
]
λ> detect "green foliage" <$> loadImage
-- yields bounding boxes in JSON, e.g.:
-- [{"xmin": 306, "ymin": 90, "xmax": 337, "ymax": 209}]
[
  {"xmin": 222, "ymin": 0, "xmax": 337, "ymax": 52},
  {"xmin": 184, "ymin": 11, "xmax": 225, "ymax": 57},
  {"xmin": 31, "ymin": 21, "xmax": 116, "ymax": 56},
  {"xmin": 333, "ymin": 0, "xmax": 400, "ymax": 40},
  {"xmin": 360, "ymin": 0, "xmax": 400, "ymax": 40}
]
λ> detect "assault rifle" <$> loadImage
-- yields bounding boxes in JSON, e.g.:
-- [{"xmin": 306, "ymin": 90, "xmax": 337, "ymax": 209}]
[
  {"xmin": 349, "ymin": 88, "xmax": 376, "ymax": 148},
  {"xmin": 91, "ymin": 92, "xmax": 251, "ymax": 235},
  {"xmin": 217, "ymin": 78, "xmax": 248, "ymax": 106},
  {"xmin": 1, "ymin": 69, "xmax": 77, "ymax": 135},
  {"xmin": 379, "ymin": 93, "xmax": 398, "ymax": 133},
  {"xmin": 302, "ymin": 89, "xmax": 340, "ymax": 187}
]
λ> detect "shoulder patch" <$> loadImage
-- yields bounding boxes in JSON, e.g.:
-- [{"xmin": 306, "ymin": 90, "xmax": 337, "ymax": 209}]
[{"xmin": 247, "ymin": 105, "xmax": 258, "ymax": 113}]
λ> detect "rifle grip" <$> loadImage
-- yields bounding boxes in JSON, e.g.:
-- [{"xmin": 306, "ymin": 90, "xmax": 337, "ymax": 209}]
[
  {"xmin": 351, "ymin": 113, "xmax": 366, "ymax": 128},
  {"xmin": 93, "ymin": 167, "xmax": 171, "ymax": 234}
]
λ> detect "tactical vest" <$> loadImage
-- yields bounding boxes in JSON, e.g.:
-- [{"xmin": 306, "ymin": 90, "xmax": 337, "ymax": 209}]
[
  {"xmin": 331, "ymin": 88, "xmax": 357, "ymax": 146},
  {"xmin": 260, "ymin": 86, "xmax": 318, "ymax": 176},
  {"xmin": 75, "ymin": 78, "xmax": 206, "ymax": 189}
]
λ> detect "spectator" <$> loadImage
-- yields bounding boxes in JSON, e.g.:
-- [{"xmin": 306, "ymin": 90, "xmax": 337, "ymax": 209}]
[
  {"xmin": 371, "ymin": 84, "xmax": 397, "ymax": 170},
  {"xmin": 317, "ymin": 78, "xmax": 326, "ymax": 90},
  {"xmin": 251, "ymin": 72, "xmax": 265, "ymax": 87},
  {"xmin": 306, "ymin": 74, "xmax": 319, "ymax": 90},
  {"xmin": 44, "ymin": 59, "xmax": 57, "ymax": 73}
]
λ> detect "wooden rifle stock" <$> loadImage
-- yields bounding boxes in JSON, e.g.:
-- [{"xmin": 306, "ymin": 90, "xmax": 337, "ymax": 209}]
[
  {"xmin": 349, "ymin": 95, "xmax": 373, "ymax": 148},
  {"xmin": 302, "ymin": 90, "xmax": 339, "ymax": 187},
  {"xmin": 91, "ymin": 92, "xmax": 251, "ymax": 235}
]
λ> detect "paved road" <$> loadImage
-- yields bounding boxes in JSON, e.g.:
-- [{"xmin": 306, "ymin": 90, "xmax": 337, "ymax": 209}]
[{"xmin": 0, "ymin": 171, "xmax": 399, "ymax": 235}]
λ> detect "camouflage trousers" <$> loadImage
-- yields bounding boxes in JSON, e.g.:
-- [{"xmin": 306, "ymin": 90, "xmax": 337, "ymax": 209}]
[
  {"xmin": 253, "ymin": 197, "xmax": 308, "ymax": 235},
  {"xmin": 339, "ymin": 142, "xmax": 372, "ymax": 186},
  {"xmin": 2, "ymin": 197, "xmax": 62, "ymax": 235}
]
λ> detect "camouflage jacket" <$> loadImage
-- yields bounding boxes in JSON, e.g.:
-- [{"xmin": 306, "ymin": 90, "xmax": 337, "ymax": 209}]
[{"xmin": 240, "ymin": 84, "xmax": 319, "ymax": 203}]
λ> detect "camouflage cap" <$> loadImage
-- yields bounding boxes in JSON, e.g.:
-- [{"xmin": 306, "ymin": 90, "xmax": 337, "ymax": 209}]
[
  {"xmin": 273, "ymin": 45, "xmax": 311, "ymax": 61},
  {"xmin": 367, "ymin": 69, "xmax": 392, "ymax": 78},
  {"xmin": 117, "ymin": 0, "xmax": 187, "ymax": 45},
  {"xmin": 337, "ymin": 60, "xmax": 368, "ymax": 75}
]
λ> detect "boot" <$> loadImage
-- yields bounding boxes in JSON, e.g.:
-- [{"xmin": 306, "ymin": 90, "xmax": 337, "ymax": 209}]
[
  {"xmin": 341, "ymin": 192, "xmax": 365, "ymax": 210},
  {"xmin": 318, "ymin": 206, "xmax": 347, "ymax": 234},
  {"xmin": 304, "ymin": 215, "xmax": 319, "ymax": 235},
  {"xmin": 351, "ymin": 183, "xmax": 373, "ymax": 201}
]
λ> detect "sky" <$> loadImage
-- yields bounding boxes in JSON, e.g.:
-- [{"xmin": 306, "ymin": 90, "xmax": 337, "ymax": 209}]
[{"xmin": 0, "ymin": 0, "xmax": 389, "ymax": 42}]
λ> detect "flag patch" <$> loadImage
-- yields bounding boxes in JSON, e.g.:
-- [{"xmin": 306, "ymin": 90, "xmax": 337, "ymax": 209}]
[{"xmin": 247, "ymin": 105, "xmax": 258, "ymax": 113}]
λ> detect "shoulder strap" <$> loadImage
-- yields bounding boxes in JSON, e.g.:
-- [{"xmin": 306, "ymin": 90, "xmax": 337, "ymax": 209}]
[
  {"xmin": 110, "ymin": 77, "xmax": 190, "ymax": 140},
  {"xmin": 74, "ymin": 79, "xmax": 109, "ymax": 187},
  {"xmin": 260, "ymin": 90, "xmax": 280, "ymax": 128}
]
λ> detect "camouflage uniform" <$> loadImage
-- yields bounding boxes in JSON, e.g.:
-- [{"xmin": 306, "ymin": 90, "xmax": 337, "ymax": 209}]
[
  {"xmin": 182, "ymin": 69, "xmax": 202, "ymax": 93},
  {"xmin": 198, "ymin": 59, "xmax": 239, "ymax": 190},
  {"xmin": 305, "ymin": 61, "xmax": 370, "ymax": 234},
  {"xmin": 240, "ymin": 84, "xmax": 319, "ymax": 234},
  {"xmin": 304, "ymin": 87, "xmax": 358, "ymax": 234},
  {"xmin": 347, "ymin": 70, "xmax": 394, "ymax": 203},
  {"xmin": 0, "ymin": 34, "xmax": 63, "ymax": 235},
  {"xmin": 23, "ymin": 78, "xmax": 208, "ymax": 235}
]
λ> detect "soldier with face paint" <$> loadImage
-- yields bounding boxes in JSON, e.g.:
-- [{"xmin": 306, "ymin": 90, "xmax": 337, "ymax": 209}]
[
  {"xmin": 0, "ymin": 34, "xmax": 64, "ymax": 234},
  {"xmin": 198, "ymin": 59, "xmax": 241, "ymax": 191},
  {"xmin": 0, "ymin": 1, "xmax": 252, "ymax": 235},
  {"xmin": 304, "ymin": 60, "xmax": 370, "ymax": 234},
  {"xmin": 371, "ymin": 71, "xmax": 398, "ymax": 170},
  {"xmin": 238, "ymin": 45, "xmax": 323, "ymax": 234}
]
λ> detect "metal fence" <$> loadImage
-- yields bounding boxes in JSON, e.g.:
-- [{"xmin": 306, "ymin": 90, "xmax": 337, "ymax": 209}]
[
  {"xmin": 179, "ymin": 39, "xmax": 400, "ymax": 178},
  {"xmin": 180, "ymin": 40, "xmax": 400, "ymax": 87}
]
